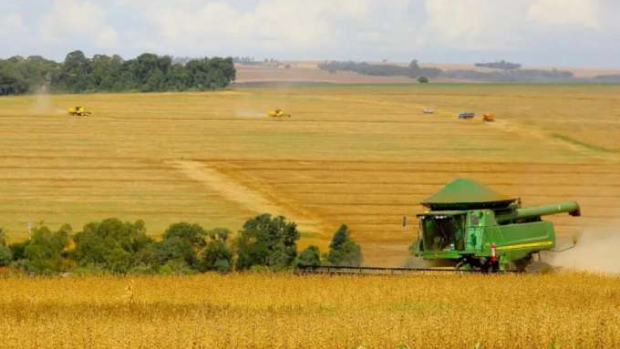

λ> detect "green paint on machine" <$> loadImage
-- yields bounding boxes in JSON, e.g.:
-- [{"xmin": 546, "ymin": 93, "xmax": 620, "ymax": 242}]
[{"xmin": 413, "ymin": 179, "xmax": 581, "ymax": 272}]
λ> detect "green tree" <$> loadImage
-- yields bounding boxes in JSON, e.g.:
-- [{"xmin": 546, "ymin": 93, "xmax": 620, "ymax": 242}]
[
  {"xmin": 163, "ymin": 222, "xmax": 207, "ymax": 250},
  {"xmin": 207, "ymin": 227, "xmax": 230, "ymax": 242},
  {"xmin": 153, "ymin": 235, "xmax": 198, "ymax": 270},
  {"xmin": 0, "ymin": 52, "xmax": 236, "ymax": 95},
  {"xmin": 55, "ymin": 50, "xmax": 92, "ymax": 92},
  {"xmin": 24, "ymin": 224, "xmax": 72, "ymax": 273},
  {"xmin": 296, "ymin": 245, "xmax": 321, "ymax": 267},
  {"xmin": 0, "ymin": 228, "xmax": 7, "ymax": 246},
  {"xmin": 0, "ymin": 69, "xmax": 29, "ymax": 95},
  {"xmin": 152, "ymin": 222, "xmax": 207, "ymax": 270},
  {"xmin": 0, "ymin": 228, "xmax": 11, "ymax": 267},
  {"xmin": 0, "ymin": 246, "xmax": 11, "ymax": 267},
  {"xmin": 417, "ymin": 76, "xmax": 429, "ymax": 84},
  {"xmin": 326, "ymin": 224, "xmax": 363, "ymax": 267},
  {"xmin": 165, "ymin": 64, "xmax": 192, "ymax": 91},
  {"xmin": 201, "ymin": 230, "xmax": 233, "ymax": 273},
  {"xmin": 72, "ymin": 218, "xmax": 153, "ymax": 273},
  {"xmin": 18, "ymin": 56, "xmax": 60, "ymax": 88},
  {"xmin": 88, "ymin": 54, "xmax": 124, "ymax": 91},
  {"xmin": 8, "ymin": 241, "xmax": 28, "ymax": 261},
  {"xmin": 235, "ymin": 214, "xmax": 300, "ymax": 271}
]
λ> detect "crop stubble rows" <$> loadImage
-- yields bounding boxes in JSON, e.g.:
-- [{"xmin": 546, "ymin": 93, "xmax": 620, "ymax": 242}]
[{"xmin": 0, "ymin": 85, "xmax": 618, "ymax": 265}]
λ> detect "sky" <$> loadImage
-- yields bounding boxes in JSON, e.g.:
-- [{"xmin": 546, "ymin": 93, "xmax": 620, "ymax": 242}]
[{"xmin": 0, "ymin": 0, "xmax": 618, "ymax": 68}]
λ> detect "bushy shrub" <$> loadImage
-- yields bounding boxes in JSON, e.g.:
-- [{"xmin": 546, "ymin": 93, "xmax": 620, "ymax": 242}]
[
  {"xmin": 201, "ymin": 228, "xmax": 233, "ymax": 273},
  {"xmin": 0, "ymin": 229, "xmax": 11, "ymax": 266},
  {"xmin": 24, "ymin": 224, "xmax": 72, "ymax": 273},
  {"xmin": 158, "ymin": 260, "xmax": 197, "ymax": 275},
  {"xmin": 163, "ymin": 222, "xmax": 207, "ymax": 250},
  {"xmin": 296, "ymin": 246, "xmax": 321, "ymax": 267},
  {"xmin": 152, "ymin": 222, "xmax": 207, "ymax": 270},
  {"xmin": 326, "ymin": 224, "xmax": 363, "ymax": 267},
  {"xmin": 8, "ymin": 240, "xmax": 28, "ymax": 261},
  {"xmin": 152, "ymin": 236, "xmax": 197, "ymax": 270},
  {"xmin": 0, "ymin": 228, "xmax": 6, "ymax": 246},
  {"xmin": 235, "ymin": 214, "xmax": 300, "ymax": 271},
  {"xmin": 201, "ymin": 240, "xmax": 233, "ymax": 273},
  {"xmin": 0, "ymin": 246, "xmax": 11, "ymax": 267},
  {"xmin": 72, "ymin": 218, "xmax": 154, "ymax": 273}
]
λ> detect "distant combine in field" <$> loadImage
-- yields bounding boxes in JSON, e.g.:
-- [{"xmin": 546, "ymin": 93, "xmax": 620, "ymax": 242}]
[
  {"xmin": 267, "ymin": 109, "xmax": 291, "ymax": 119},
  {"xmin": 458, "ymin": 111, "xmax": 475, "ymax": 119},
  {"xmin": 67, "ymin": 106, "xmax": 91, "ymax": 117},
  {"xmin": 483, "ymin": 113, "xmax": 495, "ymax": 122}
]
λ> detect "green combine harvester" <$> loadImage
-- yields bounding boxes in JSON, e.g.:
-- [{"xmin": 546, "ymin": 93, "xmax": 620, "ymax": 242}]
[{"xmin": 413, "ymin": 178, "xmax": 580, "ymax": 272}]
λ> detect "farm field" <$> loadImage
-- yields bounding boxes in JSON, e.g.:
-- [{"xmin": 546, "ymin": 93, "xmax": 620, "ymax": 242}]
[
  {"xmin": 1, "ymin": 273, "xmax": 620, "ymax": 349},
  {"xmin": 0, "ymin": 84, "xmax": 619, "ymax": 265}
]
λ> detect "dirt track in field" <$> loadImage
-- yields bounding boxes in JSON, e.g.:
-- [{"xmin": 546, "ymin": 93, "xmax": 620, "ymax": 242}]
[{"xmin": 170, "ymin": 160, "xmax": 325, "ymax": 234}]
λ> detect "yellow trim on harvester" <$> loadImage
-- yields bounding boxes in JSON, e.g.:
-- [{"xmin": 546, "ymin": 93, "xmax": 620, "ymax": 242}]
[{"xmin": 495, "ymin": 241, "xmax": 554, "ymax": 251}]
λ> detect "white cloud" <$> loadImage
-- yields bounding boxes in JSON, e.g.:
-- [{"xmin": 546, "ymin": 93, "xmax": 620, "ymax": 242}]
[
  {"xmin": 39, "ymin": 0, "xmax": 118, "ymax": 47},
  {"xmin": 123, "ymin": 0, "xmax": 416, "ymax": 56},
  {"xmin": 97, "ymin": 26, "xmax": 118, "ymax": 47},
  {"xmin": 0, "ymin": 13, "xmax": 27, "ymax": 36},
  {"xmin": 420, "ymin": 0, "xmax": 534, "ymax": 51},
  {"xmin": 528, "ymin": 0, "xmax": 602, "ymax": 30},
  {"xmin": 0, "ymin": 0, "xmax": 618, "ymax": 66}
]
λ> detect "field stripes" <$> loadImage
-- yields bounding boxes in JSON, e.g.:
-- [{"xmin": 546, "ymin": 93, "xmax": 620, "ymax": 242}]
[{"xmin": 1, "ymin": 85, "xmax": 619, "ymax": 265}]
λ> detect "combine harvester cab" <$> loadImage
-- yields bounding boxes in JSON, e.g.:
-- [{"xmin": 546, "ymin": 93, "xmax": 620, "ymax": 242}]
[{"xmin": 413, "ymin": 178, "xmax": 580, "ymax": 272}]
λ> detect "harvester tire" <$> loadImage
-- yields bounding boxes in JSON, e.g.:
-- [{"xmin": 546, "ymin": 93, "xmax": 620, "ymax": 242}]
[
  {"xmin": 515, "ymin": 254, "xmax": 553, "ymax": 274},
  {"xmin": 526, "ymin": 261, "xmax": 553, "ymax": 274}
]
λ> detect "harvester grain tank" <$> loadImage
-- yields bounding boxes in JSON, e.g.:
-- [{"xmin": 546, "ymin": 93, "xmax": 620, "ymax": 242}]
[{"xmin": 412, "ymin": 178, "xmax": 580, "ymax": 272}]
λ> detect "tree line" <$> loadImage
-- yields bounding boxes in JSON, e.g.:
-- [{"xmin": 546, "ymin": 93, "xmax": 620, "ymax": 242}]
[
  {"xmin": 0, "ymin": 51, "xmax": 236, "ymax": 96},
  {"xmin": 475, "ymin": 60, "xmax": 522, "ymax": 70},
  {"xmin": 318, "ymin": 60, "xmax": 442, "ymax": 79},
  {"xmin": 0, "ymin": 214, "xmax": 362, "ymax": 275},
  {"xmin": 318, "ymin": 60, "xmax": 579, "ymax": 82}
]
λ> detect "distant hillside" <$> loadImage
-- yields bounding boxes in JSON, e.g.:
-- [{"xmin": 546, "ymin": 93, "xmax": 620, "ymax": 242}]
[
  {"xmin": 318, "ymin": 60, "xmax": 576, "ymax": 83},
  {"xmin": 475, "ymin": 60, "xmax": 522, "ymax": 70},
  {"xmin": 233, "ymin": 61, "xmax": 620, "ymax": 85}
]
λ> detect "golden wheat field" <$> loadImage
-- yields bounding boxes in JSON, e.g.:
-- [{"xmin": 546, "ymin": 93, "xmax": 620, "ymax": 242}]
[
  {"xmin": 1, "ymin": 273, "xmax": 619, "ymax": 349},
  {"xmin": 1, "ymin": 84, "xmax": 619, "ymax": 265}
]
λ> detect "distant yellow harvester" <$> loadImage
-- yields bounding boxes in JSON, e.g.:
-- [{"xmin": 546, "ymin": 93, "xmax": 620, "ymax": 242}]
[
  {"xmin": 268, "ymin": 109, "xmax": 291, "ymax": 119},
  {"xmin": 67, "ymin": 106, "xmax": 91, "ymax": 117}
]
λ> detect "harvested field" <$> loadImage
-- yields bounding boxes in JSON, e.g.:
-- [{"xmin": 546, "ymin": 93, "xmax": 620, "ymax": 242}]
[{"xmin": 0, "ymin": 84, "xmax": 619, "ymax": 265}]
